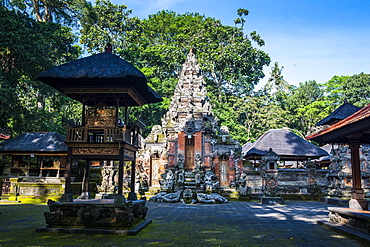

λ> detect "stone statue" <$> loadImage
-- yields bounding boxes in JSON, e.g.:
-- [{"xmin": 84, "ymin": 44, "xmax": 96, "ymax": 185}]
[
  {"xmin": 149, "ymin": 191, "xmax": 181, "ymax": 203},
  {"xmin": 196, "ymin": 193, "xmax": 228, "ymax": 204},
  {"xmin": 160, "ymin": 169, "xmax": 175, "ymax": 192},
  {"xmin": 204, "ymin": 170, "xmax": 219, "ymax": 191},
  {"xmin": 181, "ymin": 188, "xmax": 196, "ymax": 204},
  {"xmin": 137, "ymin": 161, "xmax": 149, "ymax": 190},
  {"xmin": 97, "ymin": 162, "xmax": 116, "ymax": 194}
]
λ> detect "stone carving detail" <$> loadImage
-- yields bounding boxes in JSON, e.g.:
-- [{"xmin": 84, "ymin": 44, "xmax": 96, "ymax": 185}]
[
  {"xmin": 137, "ymin": 51, "xmax": 241, "ymax": 202},
  {"xmin": 160, "ymin": 169, "xmax": 175, "ymax": 192},
  {"xmin": 97, "ymin": 162, "xmax": 116, "ymax": 194},
  {"xmin": 77, "ymin": 206, "xmax": 101, "ymax": 222},
  {"xmin": 43, "ymin": 199, "xmax": 148, "ymax": 228},
  {"xmin": 137, "ymin": 160, "xmax": 149, "ymax": 190},
  {"xmin": 197, "ymin": 193, "xmax": 228, "ymax": 204},
  {"xmin": 149, "ymin": 190, "xmax": 228, "ymax": 204},
  {"xmin": 204, "ymin": 170, "xmax": 220, "ymax": 191}
]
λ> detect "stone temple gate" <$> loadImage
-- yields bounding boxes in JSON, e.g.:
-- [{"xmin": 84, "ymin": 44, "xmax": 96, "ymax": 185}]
[{"xmin": 137, "ymin": 51, "xmax": 242, "ymax": 197}]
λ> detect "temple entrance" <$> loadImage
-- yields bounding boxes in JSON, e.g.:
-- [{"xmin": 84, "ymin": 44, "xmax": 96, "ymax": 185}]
[
  {"xmin": 150, "ymin": 154, "xmax": 160, "ymax": 186},
  {"xmin": 185, "ymin": 135, "xmax": 195, "ymax": 170},
  {"xmin": 219, "ymin": 155, "xmax": 229, "ymax": 187}
]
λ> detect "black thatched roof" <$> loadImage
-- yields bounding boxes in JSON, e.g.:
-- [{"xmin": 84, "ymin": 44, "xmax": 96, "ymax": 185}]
[
  {"xmin": 37, "ymin": 53, "xmax": 162, "ymax": 106},
  {"xmin": 315, "ymin": 102, "xmax": 361, "ymax": 126},
  {"xmin": 0, "ymin": 132, "xmax": 67, "ymax": 153},
  {"xmin": 244, "ymin": 128, "xmax": 328, "ymax": 161}
]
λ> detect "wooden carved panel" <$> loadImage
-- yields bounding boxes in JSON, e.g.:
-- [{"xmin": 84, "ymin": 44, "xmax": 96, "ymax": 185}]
[
  {"xmin": 185, "ymin": 136, "xmax": 195, "ymax": 170},
  {"xmin": 220, "ymin": 161, "xmax": 228, "ymax": 187},
  {"xmin": 72, "ymin": 148, "xmax": 119, "ymax": 156}
]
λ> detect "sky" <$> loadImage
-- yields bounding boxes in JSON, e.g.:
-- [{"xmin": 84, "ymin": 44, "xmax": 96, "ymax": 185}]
[{"xmin": 112, "ymin": 0, "xmax": 370, "ymax": 88}]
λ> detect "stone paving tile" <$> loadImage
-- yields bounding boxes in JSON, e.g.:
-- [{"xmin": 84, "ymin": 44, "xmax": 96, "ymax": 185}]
[
  {"xmin": 140, "ymin": 200, "xmax": 364, "ymax": 247},
  {"xmin": 0, "ymin": 200, "xmax": 366, "ymax": 246}
]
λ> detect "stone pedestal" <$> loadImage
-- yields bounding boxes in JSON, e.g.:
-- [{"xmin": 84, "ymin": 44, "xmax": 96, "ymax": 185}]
[
  {"xmin": 60, "ymin": 193, "xmax": 73, "ymax": 202},
  {"xmin": 349, "ymin": 189, "xmax": 368, "ymax": 210},
  {"xmin": 261, "ymin": 196, "xmax": 285, "ymax": 205},
  {"xmin": 43, "ymin": 199, "xmax": 148, "ymax": 228},
  {"xmin": 349, "ymin": 199, "xmax": 369, "ymax": 210},
  {"xmin": 327, "ymin": 207, "xmax": 370, "ymax": 234},
  {"xmin": 78, "ymin": 191, "xmax": 91, "ymax": 199},
  {"xmin": 128, "ymin": 192, "xmax": 138, "ymax": 200}
]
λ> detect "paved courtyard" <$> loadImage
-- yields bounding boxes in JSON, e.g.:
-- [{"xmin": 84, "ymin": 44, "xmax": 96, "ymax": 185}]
[{"xmin": 0, "ymin": 200, "xmax": 365, "ymax": 246}]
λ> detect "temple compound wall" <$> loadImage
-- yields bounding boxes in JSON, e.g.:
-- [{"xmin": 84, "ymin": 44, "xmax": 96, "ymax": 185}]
[
  {"xmin": 136, "ymin": 51, "xmax": 242, "ymax": 195},
  {"xmin": 235, "ymin": 146, "xmax": 370, "ymax": 199}
]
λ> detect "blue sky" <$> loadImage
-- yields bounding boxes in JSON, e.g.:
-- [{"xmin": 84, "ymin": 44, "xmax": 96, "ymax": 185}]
[{"xmin": 114, "ymin": 0, "xmax": 370, "ymax": 88}]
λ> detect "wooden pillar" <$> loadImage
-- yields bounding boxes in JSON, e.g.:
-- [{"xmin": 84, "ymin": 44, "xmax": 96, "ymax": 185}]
[
  {"xmin": 82, "ymin": 103, "xmax": 86, "ymax": 126},
  {"xmin": 83, "ymin": 160, "xmax": 91, "ymax": 193},
  {"xmin": 60, "ymin": 148, "xmax": 73, "ymax": 202},
  {"xmin": 118, "ymin": 145, "xmax": 124, "ymax": 195},
  {"xmin": 128, "ymin": 151, "xmax": 138, "ymax": 200},
  {"xmin": 349, "ymin": 141, "xmax": 368, "ymax": 210},
  {"xmin": 350, "ymin": 142, "xmax": 362, "ymax": 189}
]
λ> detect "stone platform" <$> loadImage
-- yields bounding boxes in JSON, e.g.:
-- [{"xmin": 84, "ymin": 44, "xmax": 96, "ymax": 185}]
[
  {"xmin": 261, "ymin": 196, "xmax": 285, "ymax": 205},
  {"xmin": 37, "ymin": 198, "xmax": 150, "ymax": 235},
  {"xmin": 326, "ymin": 207, "xmax": 370, "ymax": 234}
]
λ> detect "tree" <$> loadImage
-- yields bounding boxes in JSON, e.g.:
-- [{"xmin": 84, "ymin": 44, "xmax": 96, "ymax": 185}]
[
  {"xmin": 79, "ymin": 0, "xmax": 139, "ymax": 54},
  {"xmin": 0, "ymin": 6, "xmax": 81, "ymax": 135},
  {"xmin": 9, "ymin": 0, "xmax": 93, "ymax": 27},
  {"xmin": 342, "ymin": 73, "xmax": 370, "ymax": 107},
  {"xmin": 265, "ymin": 62, "xmax": 290, "ymax": 97},
  {"xmin": 80, "ymin": 4, "xmax": 270, "ymax": 137},
  {"xmin": 282, "ymin": 80, "xmax": 332, "ymax": 134}
]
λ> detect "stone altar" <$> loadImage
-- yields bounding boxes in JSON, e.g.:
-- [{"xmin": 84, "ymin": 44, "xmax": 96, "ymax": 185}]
[{"xmin": 38, "ymin": 198, "xmax": 150, "ymax": 234}]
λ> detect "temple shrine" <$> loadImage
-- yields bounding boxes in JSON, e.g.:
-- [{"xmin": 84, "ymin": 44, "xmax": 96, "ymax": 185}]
[
  {"xmin": 33, "ymin": 47, "xmax": 162, "ymax": 233},
  {"xmin": 137, "ymin": 51, "xmax": 242, "ymax": 202}
]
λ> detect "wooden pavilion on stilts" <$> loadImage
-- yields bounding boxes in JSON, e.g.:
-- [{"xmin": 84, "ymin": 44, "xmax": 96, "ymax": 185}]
[{"xmin": 35, "ymin": 46, "xmax": 162, "ymax": 234}]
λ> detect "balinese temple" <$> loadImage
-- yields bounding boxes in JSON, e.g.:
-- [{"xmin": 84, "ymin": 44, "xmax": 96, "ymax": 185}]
[
  {"xmin": 138, "ymin": 51, "xmax": 242, "ymax": 196},
  {"xmin": 309, "ymin": 102, "xmax": 370, "ymax": 199},
  {"xmin": 307, "ymin": 103, "xmax": 370, "ymax": 234}
]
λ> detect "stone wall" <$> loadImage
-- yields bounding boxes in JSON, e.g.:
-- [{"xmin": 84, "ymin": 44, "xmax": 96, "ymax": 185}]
[{"xmin": 238, "ymin": 168, "xmax": 331, "ymax": 197}]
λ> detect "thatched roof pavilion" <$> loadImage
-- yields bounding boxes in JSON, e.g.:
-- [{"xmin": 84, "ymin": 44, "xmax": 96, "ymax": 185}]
[
  {"xmin": 244, "ymin": 128, "xmax": 328, "ymax": 161},
  {"xmin": 307, "ymin": 104, "xmax": 370, "ymax": 211},
  {"xmin": 36, "ymin": 52, "xmax": 162, "ymax": 107},
  {"xmin": 0, "ymin": 132, "xmax": 67, "ymax": 153},
  {"xmin": 315, "ymin": 102, "xmax": 361, "ymax": 126},
  {"xmin": 306, "ymin": 104, "xmax": 370, "ymax": 144}
]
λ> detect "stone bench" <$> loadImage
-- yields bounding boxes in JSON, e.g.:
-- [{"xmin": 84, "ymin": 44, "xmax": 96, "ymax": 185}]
[{"xmin": 328, "ymin": 207, "xmax": 370, "ymax": 234}]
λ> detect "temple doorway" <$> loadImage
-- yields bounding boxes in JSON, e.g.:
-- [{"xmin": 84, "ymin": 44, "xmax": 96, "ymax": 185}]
[
  {"xmin": 185, "ymin": 135, "xmax": 195, "ymax": 170},
  {"xmin": 150, "ymin": 153, "xmax": 160, "ymax": 186},
  {"xmin": 219, "ymin": 155, "xmax": 229, "ymax": 187}
]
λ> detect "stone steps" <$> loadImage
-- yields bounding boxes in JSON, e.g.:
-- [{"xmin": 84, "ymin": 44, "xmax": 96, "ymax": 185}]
[{"xmin": 220, "ymin": 188, "xmax": 239, "ymax": 201}]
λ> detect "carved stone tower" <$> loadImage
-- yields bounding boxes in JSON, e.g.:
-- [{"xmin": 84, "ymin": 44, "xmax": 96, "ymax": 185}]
[{"xmin": 139, "ymin": 51, "xmax": 241, "ymax": 193}]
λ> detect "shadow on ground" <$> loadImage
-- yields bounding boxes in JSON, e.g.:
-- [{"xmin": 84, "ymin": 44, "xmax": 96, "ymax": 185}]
[{"xmin": 0, "ymin": 201, "xmax": 364, "ymax": 246}]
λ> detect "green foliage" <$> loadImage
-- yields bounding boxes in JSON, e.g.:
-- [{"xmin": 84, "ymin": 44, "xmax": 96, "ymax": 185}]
[
  {"xmin": 0, "ymin": 6, "xmax": 81, "ymax": 135},
  {"xmin": 342, "ymin": 73, "xmax": 370, "ymax": 107},
  {"xmin": 2, "ymin": 0, "xmax": 369, "ymax": 145},
  {"xmin": 80, "ymin": 0, "xmax": 140, "ymax": 54},
  {"xmin": 212, "ymin": 90, "xmax": 290, "ymax": 143},
  {"xmin": 9, "ymin": 0, "xmax": 93, "ymax": 27},
  {"xmin": 80, "ymin": 4, "xmax": 270, "ymax": 135}
]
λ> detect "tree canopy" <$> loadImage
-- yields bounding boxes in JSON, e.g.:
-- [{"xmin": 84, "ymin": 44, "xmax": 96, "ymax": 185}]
[
  {"xmin": 1, "ymin": 0, "xmax": 369, "ymax": 144},
  {"xmin": 0, "ymin": 6, "xmax": 81, "ymax": 135}
]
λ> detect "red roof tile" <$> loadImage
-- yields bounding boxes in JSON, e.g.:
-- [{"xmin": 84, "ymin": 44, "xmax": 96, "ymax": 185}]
[{"xmin": 306, "ymin": 103, "xmax": 370, "ymax": 142}]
